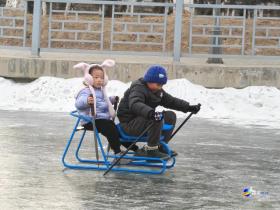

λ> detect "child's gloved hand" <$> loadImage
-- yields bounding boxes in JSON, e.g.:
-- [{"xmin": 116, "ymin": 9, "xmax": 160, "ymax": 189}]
[
  {"xmin": 113, "ymin": 96, "xmax": 119, "ymax": 110},
  {"xmin": 188, "ymin": 104, "xmax": 201, "ymax": 114},
  {"xmin": 114, "ymin": 96, "xmax": 119, "ymax": 104},
  {"xmin": 149, "ymin": 111, "xmax": 164, "ymax": 121},
  {"xmin": 87, "ymin": 96, "xmax": 94, "ymax": 105}
]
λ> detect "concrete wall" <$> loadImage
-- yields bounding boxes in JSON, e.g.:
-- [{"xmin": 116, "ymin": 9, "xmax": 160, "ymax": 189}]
[
  {"xmin": 0, "ymin": 53, "xmax": 280, "ymax": 88},
  {"xmin": 172, "ymin": 64, "xmax": 280, "ymax": 88}
]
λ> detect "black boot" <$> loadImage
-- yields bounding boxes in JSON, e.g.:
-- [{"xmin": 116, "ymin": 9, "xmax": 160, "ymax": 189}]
[
  {"xmin": 134, "ymin": 147, "xmax": 148, "ymax": 157},
  {"xmin": 135, "ymin": 146, "xmax": 170, "ymax": 160},
  {"xmin": 147, "ymin": 148, "xmax": 170, "ymax": 160},
  {"xmin": 159, "ymin": 145, "xmax": 178, "ymax": 157}
]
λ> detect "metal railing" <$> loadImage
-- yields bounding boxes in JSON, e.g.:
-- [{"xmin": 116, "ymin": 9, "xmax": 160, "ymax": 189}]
[
  {"xmin": 253, "ymin": 8, "xmax": 280, "ymax": 55},
  {"xmin": 110, "ymin": 4, "xmax": 169, "ymax": 52},
  {"xmin": 184, "ymin": 4, "xmax": 280, "ymax": 59},
  {"xmin": 47, "ymin": 2, "xmax": 105, "ymax": 50},
  {"xmin": 0, "ymin": 5, "xmax": 28, "ymax": 48},
  {"xmin": 0, "ymin": 1, "xmax": 280, "ymax": 61},
  {"xmin": 44, "ymin": 0, "xmax": 172, "ymax": 53},
  {"xmin": 187, "ymin": 4, "xmax": 247, "ymax": 56}
]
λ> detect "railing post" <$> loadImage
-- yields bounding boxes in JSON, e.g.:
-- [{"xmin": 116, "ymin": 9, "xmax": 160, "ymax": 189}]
[
  {"xmin": 241, "ymin": 8, "xmax": 246, "ymax": 55},
  {"xmin": 252, "ymin": 8, "xmax": 257, "ymax": 56},
  {"xmin": 173, "ymin": 0, "xmax": 184, "ymax": 62},
  {"xmin": 31, "ymin": 0, "xmax": 42, "ymax": 57},
  {"xmin": 207, "ymin": 0, "xmax": 223, "ymax": 64}
]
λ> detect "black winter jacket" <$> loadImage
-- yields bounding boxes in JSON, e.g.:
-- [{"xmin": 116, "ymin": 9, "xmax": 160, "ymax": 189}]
[{"xmin": 117, "ymin": 78, "xmax": 190, "ymax": 123}]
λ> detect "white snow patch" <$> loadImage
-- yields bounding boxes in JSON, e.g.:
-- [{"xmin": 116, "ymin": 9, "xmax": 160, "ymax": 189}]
[{"xmin": 0, "ymin": 77, "xmax": 279, "ymax": 129}]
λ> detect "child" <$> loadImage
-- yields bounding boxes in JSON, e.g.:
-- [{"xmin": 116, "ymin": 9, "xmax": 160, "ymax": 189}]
[
  {"xmin": 74, "ymin": 60, "xmax": 137, "ymax": 163},
  {"xmin": 117, "ymin": 65, "xmax": 201, "ymax": 160}
]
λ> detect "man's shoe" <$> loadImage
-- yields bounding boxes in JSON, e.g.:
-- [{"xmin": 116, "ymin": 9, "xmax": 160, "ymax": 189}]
[
  {"xmin": 134, "ymin": 147, "xmax": 148, "ymax": 157},
  {"xmin": 159, "ymin": 145, "xmax": 178, "ymax": 157},
  {"xmin": 147, "ymin": 148, "xmax": 170, "ymax": 160},
  {"xmin": 134, "ymin": 146, "xmax": 170, "ymax": 162}
]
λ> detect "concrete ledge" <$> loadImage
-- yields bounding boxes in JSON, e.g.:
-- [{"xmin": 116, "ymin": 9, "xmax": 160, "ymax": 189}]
[{"xmin": 0, "ymin": 49, "xmax": 280, "ymax": 88}]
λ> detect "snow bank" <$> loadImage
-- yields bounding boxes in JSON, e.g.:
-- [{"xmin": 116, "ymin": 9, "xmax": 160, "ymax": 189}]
[{"xmin": 0, "ymin": 77, "xmax": 279, "ymax": 129}]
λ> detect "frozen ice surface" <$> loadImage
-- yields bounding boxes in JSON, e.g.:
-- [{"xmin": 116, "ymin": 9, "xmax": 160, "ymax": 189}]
[{"xmin": 0, "ymin": 110, "xmax": 279, "ymax": 209}]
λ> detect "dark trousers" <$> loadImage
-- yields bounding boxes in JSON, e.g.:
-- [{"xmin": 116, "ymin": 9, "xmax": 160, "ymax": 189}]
[
  {"xmin": 120, "ymin": 111, "xmax": 176, "ymax": 147},
  {"xmin": 83, "ymin": 119, "xmax": 138, "ymax": 154}
]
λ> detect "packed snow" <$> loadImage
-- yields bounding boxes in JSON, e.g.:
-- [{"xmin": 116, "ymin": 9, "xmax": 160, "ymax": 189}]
[{"xmin": 0, "ymin": 76, "xmax": 279, "ymax": 129}]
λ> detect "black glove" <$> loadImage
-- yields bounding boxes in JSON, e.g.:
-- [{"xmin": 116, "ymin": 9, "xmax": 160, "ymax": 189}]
[
  {"xmin": 188, "ymin": 104, "xmax": 201, "ymax": 114},
  {"xmin": 115, "ymin": 96, "xmax": 119, "ymax": 103},
  {"xmin": 113, "ymin": 96, "xmax": 119, "ymax": 111},
  {"xmin": 148, "ymin": 111, "xmax": 164, "ymax": 121}
]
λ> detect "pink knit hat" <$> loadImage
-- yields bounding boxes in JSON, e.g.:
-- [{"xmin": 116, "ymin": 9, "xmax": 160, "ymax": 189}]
[{"xmin": 73, "ymin": 59, "xmax": 115, "ymax": 86}]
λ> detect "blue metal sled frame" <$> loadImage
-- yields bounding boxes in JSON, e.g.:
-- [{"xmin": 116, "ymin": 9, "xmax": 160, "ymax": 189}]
[{"xmin": 62, "ymin": 111, "xmax": 176, "ymax": 174}]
